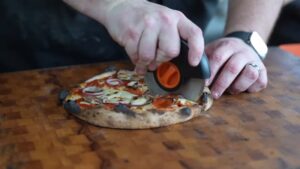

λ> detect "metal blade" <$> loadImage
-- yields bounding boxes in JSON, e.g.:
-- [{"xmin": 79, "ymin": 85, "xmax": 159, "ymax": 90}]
[
  {"xmin": 144, "ymin": 72, "xmax": 205, "ymax": 101},
  {"xmin": 175, "ymin": 78, "xmax": 205, "ymax": 101},
  {"xmin": 144, "ymin": 72, "xmax": 168, "ymax": 96}
]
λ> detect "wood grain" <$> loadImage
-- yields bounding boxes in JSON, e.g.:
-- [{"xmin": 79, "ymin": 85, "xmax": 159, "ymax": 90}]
[{"xmin": 0, "ymin": 48, "xmax": 300, "ymax": 169}]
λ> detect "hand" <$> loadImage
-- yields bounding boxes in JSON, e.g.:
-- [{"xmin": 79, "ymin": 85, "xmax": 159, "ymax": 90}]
[
  {"xmin": 101, "ymin": 0, "xmax": 204, "ymax": 74},
  {"xmin": 205, "ymin": 38, "xmax": 268, "ymax": 99}
]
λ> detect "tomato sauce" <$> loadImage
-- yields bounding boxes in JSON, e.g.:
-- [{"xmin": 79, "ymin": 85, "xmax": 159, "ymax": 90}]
[
  {"xmin": 79, "ymin": 103, "xmax": 96, "ymax": 109},
  {"xmin": 126, "ymin": 88, "xmax": 143, "ymax": 96},
  {"xmin": 104, "ymin": 103, "xmax": 116, "ymax": 110},
  {"xmin": 73, "ymin": 88, "xmax": 83, "ymax": 95}
]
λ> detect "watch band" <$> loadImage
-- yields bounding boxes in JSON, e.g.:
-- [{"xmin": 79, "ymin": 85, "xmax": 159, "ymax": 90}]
[
  {"xmin": 226, "ymin": 31, "xmax": 252, "ymax": 44},
  {"xmin": 225, "ymin": 31, "xmax": 267, "ymax": 60}
]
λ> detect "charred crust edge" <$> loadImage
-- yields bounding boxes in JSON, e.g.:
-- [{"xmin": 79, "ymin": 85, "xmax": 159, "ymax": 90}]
[
  {"xmin": 179, "ymin": 107, "xmax": 192, "ymax": 117},
  {"xmin": 64, "ymin": 100, "xmax": 81, "ymax": 114},
  {"xmin": 58, "ymin": 89, "xmax": 69, "ymax": 104},
  {"xmin": 200, "ymin": 92, "xmax": 209, "ymax": 105},
  {"xmin": 149, "ymin": 109, "xmax": 165, "ymax": 115},
  {"xmin": 114, "ymin": 104, "xmax": 136, "ymax": 117},
  {"xmin": 104, "ymin": 66, "xmax": 117, "ymax": 72}
]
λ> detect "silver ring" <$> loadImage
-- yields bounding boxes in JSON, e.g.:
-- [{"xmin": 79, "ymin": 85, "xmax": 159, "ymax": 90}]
[{"xmin": 248, "ymin": 63, "xmax": 261, "ymax": 72}]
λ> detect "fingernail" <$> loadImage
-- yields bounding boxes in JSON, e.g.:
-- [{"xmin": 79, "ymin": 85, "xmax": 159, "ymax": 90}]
[
  {"xmin": 212, "ymin": 91, "xmax": 220, "ymax": 99},
  {"xmin": 192, "ymin": 57, "xmax": 200, "ymax": 66},
  {"xmin": 205, "ymin": 79, "xmax": 212, "ymax": 86},
  {"xmin": 205, "ymin": 80, "xmax": 209, "ymax": 86}
]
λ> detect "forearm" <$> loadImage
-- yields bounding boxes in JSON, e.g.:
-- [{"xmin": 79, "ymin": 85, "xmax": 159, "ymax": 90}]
[
  {"xmin": 225, "ymin": 0, "xmax": 285, "ymax": 41},
  {"xmin": 62, "ymin": 0, "xmax": 130, "ymax": 25}
]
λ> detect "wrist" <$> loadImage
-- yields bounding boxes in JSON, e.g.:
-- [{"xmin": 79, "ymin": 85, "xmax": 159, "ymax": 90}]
[{"xmin": 225, "ymin": 31, "xmax": 268, "ymax": 60}]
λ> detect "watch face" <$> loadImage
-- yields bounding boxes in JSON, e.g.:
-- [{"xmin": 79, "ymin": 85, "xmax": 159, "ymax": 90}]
[{"xmin": 250, "ymin": 32, "xmax": 268, "ymax": 59}]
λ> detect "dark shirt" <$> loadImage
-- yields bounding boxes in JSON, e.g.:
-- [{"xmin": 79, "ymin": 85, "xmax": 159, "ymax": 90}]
[
  {"xmin": 0, "ymin": 0, "xmax": 219, "ymax": 72},
  {"xmin": 269, "ymin": 0, "xmax": 300, "ymax": 45}
]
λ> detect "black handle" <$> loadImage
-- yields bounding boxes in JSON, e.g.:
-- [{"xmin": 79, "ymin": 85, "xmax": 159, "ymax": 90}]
[{"xmin": 171, "ymin": 40, "xmax": 211, "ymax": 79}]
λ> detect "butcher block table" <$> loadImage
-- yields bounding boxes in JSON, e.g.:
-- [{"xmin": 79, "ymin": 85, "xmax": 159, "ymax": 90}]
[{"xmin": 0, "ymin": 48, "xmax": 300, "ymax": 169}]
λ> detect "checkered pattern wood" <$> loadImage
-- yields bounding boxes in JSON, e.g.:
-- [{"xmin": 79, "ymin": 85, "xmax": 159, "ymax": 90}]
[{"xmin": 0, "ymin": 48, "xmax": 300, "ymax": 169}]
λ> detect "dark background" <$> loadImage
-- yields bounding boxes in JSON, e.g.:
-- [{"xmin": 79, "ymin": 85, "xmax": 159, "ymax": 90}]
[
  {"xmin": 268, "ymin": 0, "xmax": 300, "ymax": 45},
  {"xmin": 0, "ymin": 0, "xmax": 299, "ymax": 73}
]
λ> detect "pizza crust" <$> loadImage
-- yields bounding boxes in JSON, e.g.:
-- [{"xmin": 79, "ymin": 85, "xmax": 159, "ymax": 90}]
[
  {"xmin": 69, "ymin": 104, "xmax": 205, "ymax": 129},
  {"xmin": 62, "ymin": 69, "xmax": 213, "ymax": 129}
]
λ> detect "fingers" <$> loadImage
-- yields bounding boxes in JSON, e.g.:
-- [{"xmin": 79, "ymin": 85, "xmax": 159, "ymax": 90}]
[
  {"xmin": 136, "ymin": 16, "xmax": 160, "ymax": 74},
  {"xmin": 124, "ymin": 25, "xmax": 144, "ymax": 65},
  {"xmin": 248, "ymin": 65, "xmax": 268, "ymax": 92},
  {"xmin": 124, "ymin": 8, "xmax": 204, "ymax": 75},
  {"xmin": 205, "ymin": 41, "xmax": 236, "ymax": 85},
  {"xmin": 125, "ymin": 39, "xmax": 139, "ymax": 65},
  {"xmin": 177, "ymin": 14, "xmax": 204, "ymax": 66},
  {"xmin": 210, "ymin": 53, "xmax": 248, "ymax": 99},
  {"xmin": 228, "ymin": 63, "xmax": 260, "ymax": 94},
  {"xmin": 155, "ymin": 21, "xmax": 180, "ymax": 68},
  {"xmin": 135, "ymin": 12, "xmax": 182, "ymax": 74}
]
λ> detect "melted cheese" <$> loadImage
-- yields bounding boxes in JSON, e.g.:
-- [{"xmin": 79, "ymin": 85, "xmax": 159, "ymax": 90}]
[
  {"xmin": 99, "ymin": 88, "xmax": 137, "ymax": 105},
  {"xmin": 66, "ymin": 94, "xmax": 81, "ymax": 101},
  {"xmin": 85, "ymin": 71, "xmax": 116, "ymax": 83}
]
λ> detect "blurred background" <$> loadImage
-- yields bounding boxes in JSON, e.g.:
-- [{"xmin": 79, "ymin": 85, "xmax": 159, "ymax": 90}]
[
  {"xmin": 0, "ymin": 0, "xmax": 299, "ymax": 73},
  {"xmin": 205, "ymin": 0, "xmax": 300, "ymax": 45}
]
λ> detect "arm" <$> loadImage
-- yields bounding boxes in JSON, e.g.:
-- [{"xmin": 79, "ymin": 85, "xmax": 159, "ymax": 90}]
[
  {"xmin": 206, "ymin": 0, "xmax": 285, "ymax": 99},
  {"xmin": 225, "ymin": 0, "xmax": 284, "ymax": 41},
  {"xmin": 63, "ymin": 0, "xmax": 204, "ymax": 74},
  {"xmin": 62, "ymin": 0, "xmax": 126, "ymax": 26}
]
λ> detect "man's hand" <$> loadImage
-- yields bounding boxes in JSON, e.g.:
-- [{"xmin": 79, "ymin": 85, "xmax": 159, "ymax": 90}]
[
  {"xmin": 205, "ymin": 38, "xmax": 268, "ymax": 99},
  {"xmin": 105, "ymin": 0, "xmax": 204, "ymax": 74},
  {"xmin": 63, "ymin": 0, "xmax": 204, "ymax": 74}
]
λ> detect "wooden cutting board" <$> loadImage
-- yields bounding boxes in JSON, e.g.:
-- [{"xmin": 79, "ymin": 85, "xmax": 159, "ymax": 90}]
[{"xmin": 0, "ymin": 48, "xmax": 300, "ymax": 169}]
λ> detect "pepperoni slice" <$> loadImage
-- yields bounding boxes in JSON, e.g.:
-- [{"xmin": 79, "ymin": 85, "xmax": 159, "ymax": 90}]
[
  {"xmin": 126, "ymin": 88, "xmax": 143, "ymax": 96},
  {"xmin": 153, "ymin": 96, "xmax": 174, "ymax": 109}
]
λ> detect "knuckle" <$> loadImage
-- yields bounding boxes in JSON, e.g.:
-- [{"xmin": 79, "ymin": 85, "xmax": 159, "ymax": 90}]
[
  {"xmin": 217, "ymin": 39, "xmax": 236, "ymax": 49},
  {"xmin": 211, "ymin": 54, "xmax": 224, "ymax": 65},
  {"xmin": 175, "ymin": 10, "xmax": 185, "ymax": 18},
  {"xmin": 189, "ymin": 26, "xmax": 202, "ymax": 36},
  {"xmin": 124, "ymin": 27, "xmax": 139, "ymax": 41},
  {"xmin": 226, "ymin": 63, "xmax": 240, "ymax": 75},
  {"xmin": 214, "ymin": 80, "xmax": 227, "ymax": 90},
  {"xmin": 245, "ymin": 68, "xmax": 259, "ymax": 81},
  {"xmin": 165, "ymin": 48, "xmax": 180, "ymax": 58},
  {"xmin": 190, "ymin": 43, "xmax": 202, "ymax": 54},
  {"xmin": 159, "ymin": 10, "xmax": 173, "ymax": 24},
  {"xmin": 143, "ymin": 15, "xmax": 157, "ymax": 27},
  {"xmin": 139, "ymin": 52, "xmax": 154, "ymax": 63}
]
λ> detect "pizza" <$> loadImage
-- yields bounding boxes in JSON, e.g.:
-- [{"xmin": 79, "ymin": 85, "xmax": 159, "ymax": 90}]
[{"xmin": 60, "ymin": 67, "xmax": 213, "ymax": 129}]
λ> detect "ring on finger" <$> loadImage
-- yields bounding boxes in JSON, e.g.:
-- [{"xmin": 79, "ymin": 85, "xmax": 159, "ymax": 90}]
[{"xmin": 247, "ymin": 63, "xmax": 261, "ymax": 73}]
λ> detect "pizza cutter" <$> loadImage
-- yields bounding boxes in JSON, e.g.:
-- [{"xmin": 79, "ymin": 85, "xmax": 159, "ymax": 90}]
[{"xmin": 144, "ymin": 40, "xmax": 211, "ymax": 101}]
